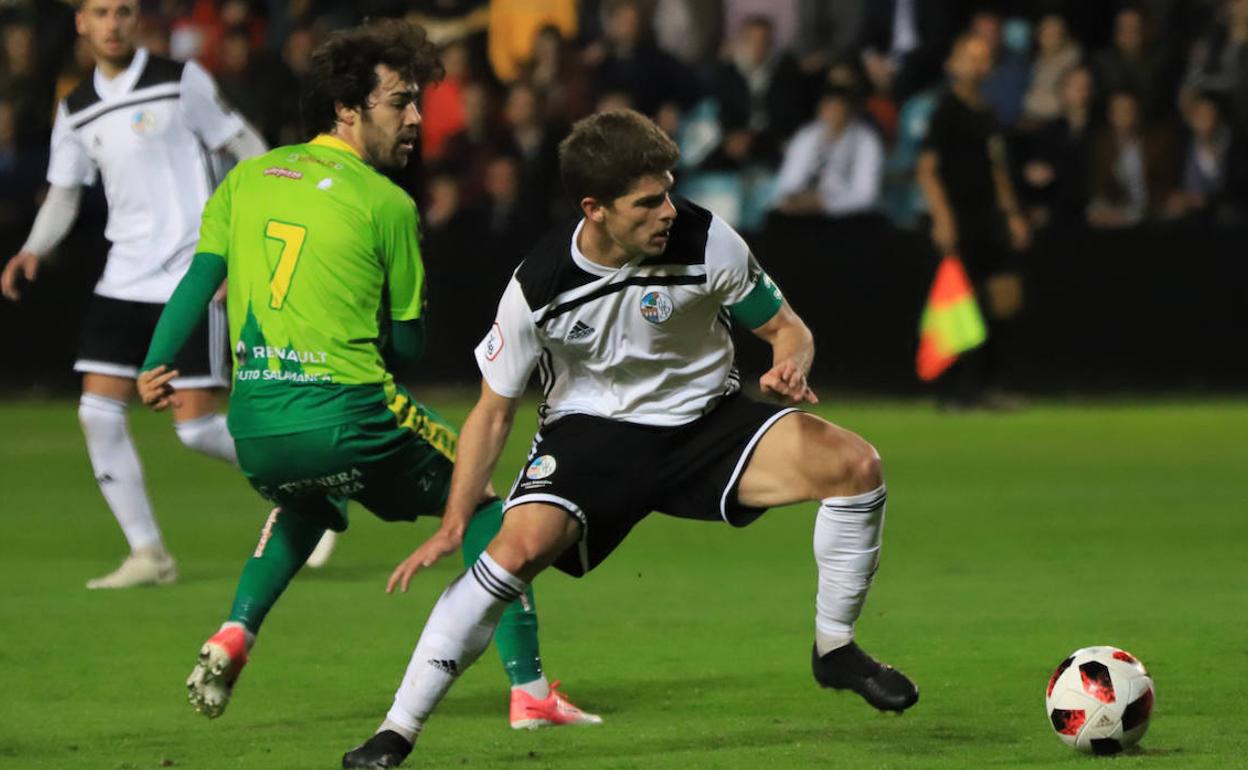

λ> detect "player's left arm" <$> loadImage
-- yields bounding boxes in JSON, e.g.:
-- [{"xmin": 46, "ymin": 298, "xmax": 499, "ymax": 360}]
[
  {"xmin": 180, "ymin": 59, "xmax": 267, "ymax": 160},
  {"xmin": 138, "ymin": 175, "xmax": 233, "ymax": 410},
  {"xmin": 376, "ymin": 191, "xmax": 427, "ymax": 372},
  {"xmin": 748, "ymin": 300, "xmax": 818, "ymax": 406},
  {"xmin": 710, "ymin": 213, "xmax": 818, "ymax": 405},
  {"xmin": 138, "ymin": 252, "xmax": 227, "ymax": 410}
]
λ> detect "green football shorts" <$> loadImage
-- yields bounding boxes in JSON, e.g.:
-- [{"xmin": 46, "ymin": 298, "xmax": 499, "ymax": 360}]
[{"xmin": 234, "ymin": 388, "xmax": 459, "ymax": 531}]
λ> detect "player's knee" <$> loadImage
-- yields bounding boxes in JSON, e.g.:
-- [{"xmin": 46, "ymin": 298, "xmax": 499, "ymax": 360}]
[
  {"xmin": 174, "ymin": 413, "xmax": 236, "ymax": 462},
  {"xmin": 810, "ymin": 425, "xmax": 883, "ymax": 498},
  {"xmin": 78, "ymin": 393, "xmax": 128, "ymax": 436}
]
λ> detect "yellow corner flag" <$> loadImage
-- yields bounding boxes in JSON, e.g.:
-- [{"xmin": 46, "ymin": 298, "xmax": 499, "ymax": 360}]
[{"xmin": 916, "ymin": 256, "xmax": 987, "ymax": 382}]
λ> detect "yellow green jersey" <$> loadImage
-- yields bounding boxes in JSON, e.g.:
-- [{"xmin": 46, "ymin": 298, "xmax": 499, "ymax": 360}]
[{"xmin": 196, "ymin": 134, "xmax": 424, "ymax": 438}]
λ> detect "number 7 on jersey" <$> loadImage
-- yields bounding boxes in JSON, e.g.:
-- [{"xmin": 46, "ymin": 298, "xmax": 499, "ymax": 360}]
[{"xmin": 265, "ymin": 220, "xmax": 308, "ymax": 310}]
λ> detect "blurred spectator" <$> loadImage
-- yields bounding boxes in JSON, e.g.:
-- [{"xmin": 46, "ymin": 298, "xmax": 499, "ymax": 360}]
[
  {"xmin": 469, "ymin": 154, "xmax": 545, "ymax": 258},
  {"xmin": 0, "ymin": 99, "xmax": 44, "ymax": 242},
  {"xmin": 722, "ymin": 0, "xmax": 798, "ymax": 54},
  {"xmin": 585, "ymin": 0, "xmax": 699, "ymax": 120},
  {"xmin": 487, "ymin": 0, "xmax": 576, "ymax": 83},
  {"xmin": 441, "ymin": 81, "xmax": 506, "ymax": 203},
  {"xmin": 1021, "ymin": 13, "xmax": 1082, "ymax": 129},
  {"xmin": 773, "ymin": 85, "xmax": 883, "ymax": 218},
  {"xmin": 2, "ymin": 20, "xmax": 55, "ymax": 151},
  {"xmin": 1167, "ymin": 91, "xmax": 1248, "ymax": 224},
  {"xmin": 858, "ymin": 0, "xmax": 954, "ymax": 104},
  {"xmin": 527, "ymin": 24, "xmax": 593, "ymax": 123},
  {"xmin": 421, "ymin": 39, "xmax": 471, "ymax": 162},
  {"xmin": 1091, "ymin": 6, "xmax": 1169, "ymax": 121},
  {"xmin": 882, "ymin": 85, "xmax": 940, "ymax": 228},
  {"xmin": 653, "ymin": 0, "xmax": 722, "ymax": 71},
  {"xmin": 1088, "ymin": 90, "xmax": 1177, "ymax": 227},
  {"xmin": 794, "ymin": 0, "xmax": 865, "ymax": 75},
  {"xmin": 970, "ymin": 10, "xmax": 1031, "ymax": 129},
  {"xmin": 1182, "ymin": 0, "xmax": 1248, "ymax": 136},
  {"xmin": 406, "ymin": 0, "xmax": 489, "ymax": 46},
  {"xmin": 706, "ymin": 14, "xmax": 806, "ymax": 169},
  {"xmin": 917, "ymin": 34, "xmax": 1031, "ymax": 408},
  {"xmin": 171, "ymin": 0, "xmax": 266, "ymax": 70},
  {"xmin": 1022, "ymin": 65, "xmax": 1097, "ymax": 228},
  {"xmin": 499, "ymin": 81, "xmax": 563, "ymax": 227},
  {"xmin": 215, "ymin": 24, "xmax": 294, "ymax": 145}
]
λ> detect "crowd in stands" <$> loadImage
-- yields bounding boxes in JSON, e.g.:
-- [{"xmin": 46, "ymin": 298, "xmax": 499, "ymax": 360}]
[{"xmin": 3, "ymin": 0, "xmax": 1247, "ymax": 268}]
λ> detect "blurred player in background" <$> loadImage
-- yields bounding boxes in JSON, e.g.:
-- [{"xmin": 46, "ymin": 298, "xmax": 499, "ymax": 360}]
[
  {"xmin": 137, "ymin": 19, "xmax": 599, "ymax": 731},
  {"xmin": 342, "ymin": 109, "xmax": 916, "ymax": 769},
  {"xmin": 0, "ymin": 0, "xmax": 267, "ymax": 589}
]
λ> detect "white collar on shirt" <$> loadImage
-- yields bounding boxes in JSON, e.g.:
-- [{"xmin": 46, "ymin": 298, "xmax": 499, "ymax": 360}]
[{"xmin": 93, "ymin": 46, "xmax": 150, "ymax": 100}]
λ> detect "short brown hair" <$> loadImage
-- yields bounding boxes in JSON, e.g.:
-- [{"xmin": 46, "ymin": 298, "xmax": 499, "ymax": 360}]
[
  {"xmin": 558, "ymin": 109, "xmax": 680, "ymax": 204},
  {"xmin": 302, "ymin": 19, "xmax": 443, "ymax": 137}
]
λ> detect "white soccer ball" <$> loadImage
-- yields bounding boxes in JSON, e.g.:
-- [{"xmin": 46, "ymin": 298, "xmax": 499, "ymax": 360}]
[{"xmin": 1045, "ymin": 646, "xmax": 1155, "ymax": 755}]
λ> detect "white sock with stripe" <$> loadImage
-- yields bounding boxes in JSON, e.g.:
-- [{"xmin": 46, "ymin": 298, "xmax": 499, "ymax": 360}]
[
  {"xmin": 383, "ymin": 552, "xmax": 526, "ymax": 741},
  {"xmin": 78, "ymin": 394, "xmax": 164, "ymax": 552},
  {"xmin": 174, "ymin": 413, "xmax": 237, "ymax": 464},
  {"xmin": 814, "ymin": 484, "xmax": 887, "ymax": 655}
]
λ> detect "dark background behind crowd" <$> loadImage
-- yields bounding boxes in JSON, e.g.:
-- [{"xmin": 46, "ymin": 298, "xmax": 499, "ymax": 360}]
[{"xmin": 2, "ymin": 0, "xmax": 1246, "ymax": 397}]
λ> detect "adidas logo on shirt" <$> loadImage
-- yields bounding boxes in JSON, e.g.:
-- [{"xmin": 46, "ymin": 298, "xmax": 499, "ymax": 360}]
[
  {"xmin": 566, "ymin": 321, "xmax": 595, "ymax": 341},
  {"xmin": 428, "ymin": 658, "xmax": 459, "ymax": 675}
]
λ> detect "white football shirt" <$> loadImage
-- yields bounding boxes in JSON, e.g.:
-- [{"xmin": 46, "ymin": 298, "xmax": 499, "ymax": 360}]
[
  {"xmin": 475, "ymin": 197, "xmax": 764, "ymax": 427},
  {"xmin": 47, "ymin": 47, "xmax": 244, "ymax": 303}
]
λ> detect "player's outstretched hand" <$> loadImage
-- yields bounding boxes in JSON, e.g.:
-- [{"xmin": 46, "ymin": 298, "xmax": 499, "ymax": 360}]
[
  {"xmin": 1, "ymin": 251, "xmax": 40, "ymax": 301},
  {"xmin": 387, "ymin": 525, "xmax": 465, "ymax": 594},
  {"xmin": 137, "ymin": 365, "xmax": 182, "ymax": 411},
  {"xmin": 760, "ymin": 360, "xmax": 819, "ymax": 405}
]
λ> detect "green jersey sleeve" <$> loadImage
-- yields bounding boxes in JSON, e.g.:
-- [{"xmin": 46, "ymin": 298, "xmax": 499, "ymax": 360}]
[
  {"xmin": 195, "ymin": 170, "xmax": 233, "ymax": 257},
  {"xmin": 375, "ymin": 191, "xmax": 424, "ymax": 321}
]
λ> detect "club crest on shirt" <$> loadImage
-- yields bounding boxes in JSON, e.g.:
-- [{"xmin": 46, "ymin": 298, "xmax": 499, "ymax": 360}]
[
  {"xmin": 131, "ymin": 109, "xmax": 157, "ymax": 135},
  {"xmin": 640, "ymin": 291, "xmax": 673, "ymax": 324},
  {"xmin": 526, "ymin": 455, "xmax": 557, "ymax": 480}
]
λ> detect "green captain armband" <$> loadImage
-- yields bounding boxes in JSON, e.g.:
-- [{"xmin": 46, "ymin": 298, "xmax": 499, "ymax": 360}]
[{"xmin": 727, "ymin": 272, "xmax": 784, "ymax": 329}]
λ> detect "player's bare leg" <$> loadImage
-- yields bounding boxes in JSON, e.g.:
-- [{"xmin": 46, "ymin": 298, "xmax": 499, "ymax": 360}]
[
  {"xmin": 80, "ymin": 373, "xmax": 177, "ymax": 588},
  {"xmin": 343, "ymin": 504, "xmax": 587, "ymax": 769},
  {"xmin": 738, "ymin": 411, "xmax": 918, "ymax": 712}
]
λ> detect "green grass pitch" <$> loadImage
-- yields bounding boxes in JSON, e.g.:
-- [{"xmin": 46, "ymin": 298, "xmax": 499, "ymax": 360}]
[{"xmin": 1, "ymin": 395, "xmax": 1245, "ymax": 769}]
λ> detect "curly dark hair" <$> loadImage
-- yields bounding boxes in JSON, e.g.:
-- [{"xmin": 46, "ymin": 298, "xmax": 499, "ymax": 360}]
[
  {"xmin": 558, "ymin": 109, "xmax": 680, "ymax": 204},
  {"xmin": 301, "ymin": 19, "xmax": 443, "ymax": 138}
]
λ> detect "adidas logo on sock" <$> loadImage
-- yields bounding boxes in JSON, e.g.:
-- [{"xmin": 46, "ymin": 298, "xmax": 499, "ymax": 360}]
[
  {"xmin": 566, "ymin": 321, "xmax": 595, "ymax": 341},
  {"xmin": 428, "ymin": 658, "xmax": 459, "ymax": 675}
]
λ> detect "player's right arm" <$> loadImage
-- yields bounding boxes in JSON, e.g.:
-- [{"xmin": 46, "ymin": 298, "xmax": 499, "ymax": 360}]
[
  {"xmin": 3, "ymin": 102, "xmax": 93, "ymax": 301},
  {"xmin": 387, "ymin": 275, "xmax": 541, "ymax": 593}
]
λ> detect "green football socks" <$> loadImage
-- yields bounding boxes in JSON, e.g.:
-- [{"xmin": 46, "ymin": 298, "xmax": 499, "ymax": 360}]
[{"xmin": 227, "ymin": 505, "xmax": 329, "ymax": 632}]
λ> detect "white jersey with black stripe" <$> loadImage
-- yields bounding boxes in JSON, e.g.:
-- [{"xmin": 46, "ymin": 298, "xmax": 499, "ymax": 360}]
[
  {"xmin": 48, "ymin": 47, "xmax": 243, "ymax": 303},
  {"xmin": 475, "ymin": 197, "xmax": 763, "ymax": 428}
]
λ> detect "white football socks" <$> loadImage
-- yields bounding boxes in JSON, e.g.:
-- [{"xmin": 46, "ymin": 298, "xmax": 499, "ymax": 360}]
[
  {"xmin": 814, "ymin": 484, "xmax": 887, "ymax": 656},
  {"xmin": 174, "ymin": 413, "xmax": 238, "ymax": 465},
  {"xmin": 512, "ymin": 676, "xmax": 551, "ymax": 699},
  {"xmin": 383, "ymin": 552, "xmax": 527, "ymax": 741},
  {"xmin": 79, "ymin": 394, "xmax": 164, "ymax": 552}
]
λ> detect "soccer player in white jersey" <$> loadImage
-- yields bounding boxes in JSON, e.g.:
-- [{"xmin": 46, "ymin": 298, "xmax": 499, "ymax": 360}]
[
  {"xmin": 341, "ymin": 109, "xmax": 918, "ymax": 768},
  {"xmin": 0, "ymin": 0, "xmax": 269, "ymax": 589}
]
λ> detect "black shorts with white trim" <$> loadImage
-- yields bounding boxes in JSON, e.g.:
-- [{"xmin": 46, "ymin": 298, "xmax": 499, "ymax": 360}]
[
  {"xmin": 74, "ymin": 293, "xmax": 228, "ymax": 389},
  {"xmin": 503, "ymin": 394, "xmax": 796, "ymax": 577}
]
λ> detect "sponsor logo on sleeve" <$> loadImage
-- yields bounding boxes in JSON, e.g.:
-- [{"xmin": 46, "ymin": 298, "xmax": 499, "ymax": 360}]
[
  {"xmin": 484, "ymin": 322, "xmax": 504, "ymax": 361},
  {"xmin": 264, "ymin": 166, "xmax": 304, "ymax": 180}
]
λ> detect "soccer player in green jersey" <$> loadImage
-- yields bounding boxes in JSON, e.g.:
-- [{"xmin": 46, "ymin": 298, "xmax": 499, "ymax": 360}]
[{"xmin": 136, "ymin": 20, "xmax": 600, "ymax": 731}]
